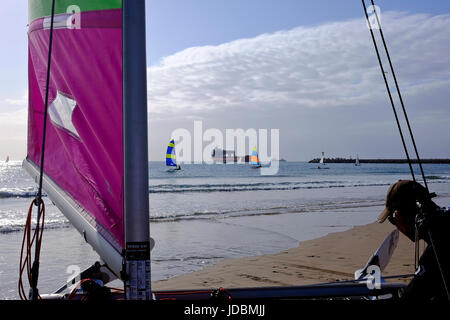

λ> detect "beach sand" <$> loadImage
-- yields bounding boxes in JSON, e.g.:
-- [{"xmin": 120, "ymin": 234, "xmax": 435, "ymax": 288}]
[
  {"xmin": 153, "ymin": 195, "xmax": 450, "ymax": 291},
  {"xmin": 153, "ymin": 221, "xmax": 418, "ymax": 291}
]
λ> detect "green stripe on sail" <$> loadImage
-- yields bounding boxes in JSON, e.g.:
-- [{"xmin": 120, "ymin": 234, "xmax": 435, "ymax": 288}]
[
  {"xmin": 166, "ymin": 154, "xmax": 176, "ymax": 159},
  {"xmin": 168, "ymin": 143, "xmax": 175, "ymax": 148},
  {"xmin": 29, "ymin": 0, "xmax": 123, "ymax": 23}
]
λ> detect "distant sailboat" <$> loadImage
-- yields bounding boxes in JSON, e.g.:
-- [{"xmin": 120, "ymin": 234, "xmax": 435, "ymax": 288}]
[
  {"xmin": 5, "ymin": 155, "xmax": 9, "ymax": 163},
  {"xmin": 318, "ymin": 152, "xmax": 328, "ymax": 169},
  {"xmin": 355, "ymin": 154, "xmax": 360, "ymax": 166},
  {"xmin": 250, "ymin": 147, "xmax": 262, "ymax": 168},
  {"xmin": 166, "ymin": 139, "xmax": 181, "ymax": 171}
]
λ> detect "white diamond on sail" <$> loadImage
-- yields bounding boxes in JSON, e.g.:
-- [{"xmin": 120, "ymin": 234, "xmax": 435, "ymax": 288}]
[{"xmin": 48, "ymin": 91, "xmax": 80, "ymax": 139}]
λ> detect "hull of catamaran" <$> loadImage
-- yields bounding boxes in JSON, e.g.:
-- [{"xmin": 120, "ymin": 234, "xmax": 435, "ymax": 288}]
[{"xmin": 24, "ymin": 0, "xmax": 411, "ymax": 301}]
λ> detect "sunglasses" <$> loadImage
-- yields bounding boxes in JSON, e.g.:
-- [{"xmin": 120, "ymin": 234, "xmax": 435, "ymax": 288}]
[
  {"xmin": 387, "ymin": 208, "xmax": 418, "ymax": 227},
  {"xmin": 388, "ymin": 214, "xmax": 397, "ymax": 226}
]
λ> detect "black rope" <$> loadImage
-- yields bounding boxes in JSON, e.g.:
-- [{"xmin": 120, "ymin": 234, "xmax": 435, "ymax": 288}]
[
  {"xmin": 363, "ymin": 0, "xmax": 450, "ymax": 300},
  {"xmin": 369, "ymin": 0, "xmax": 429, "ymax": 191},
  {"xmin": 30, "ymin": 0, "xmax": 56, "ymax": 301},
  {"xmin": 361, "ymin": 0, "xmax": 416, "ymax": 182}
]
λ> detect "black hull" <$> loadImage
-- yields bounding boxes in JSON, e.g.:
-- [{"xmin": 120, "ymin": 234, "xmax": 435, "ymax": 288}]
[{"xmin": 58, "ymin": 281, "xmax": 405, "ymax": 301}]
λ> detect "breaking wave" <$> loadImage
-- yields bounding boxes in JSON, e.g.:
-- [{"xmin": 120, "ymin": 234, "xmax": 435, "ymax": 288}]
[
  {"xmin": 0, "ymin": 221, "xmax": 71, "ymax": 234},
  {"xmin": 0, "ymin": 187, "xmax": 41, "ymax": 199},
  {"xmin": 148, "ymin": 181, "xmax": 391, "ymax": 194}
]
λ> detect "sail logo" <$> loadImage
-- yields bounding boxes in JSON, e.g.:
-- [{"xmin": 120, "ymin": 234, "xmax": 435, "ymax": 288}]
[
  {"xmin": 43, "ymin": 5, "xmax": 81, "ymax": 30},
  {"xmin": 48, "ymin": 91, "xmax": 80, "ymax": 139},
  {"xmin": 171, "ymin": 120, "xmax": 280, "ymax": 175},
  {"xmin": 365, "ymin": 265, "xmax": 382, "ymax": 290}
]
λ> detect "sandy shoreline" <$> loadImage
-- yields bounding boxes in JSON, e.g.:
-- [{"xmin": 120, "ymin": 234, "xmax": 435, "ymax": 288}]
[
  {"xmin": 154, "ymin": 195, "xmax": 450, "ymax": 291},
  {"xmin": 153, "ymin": 221, "xmax": 418, "ymax": 290},
  {"xmin": 1, "ymin": 195, "xmax": 447, "ymax": 299}
]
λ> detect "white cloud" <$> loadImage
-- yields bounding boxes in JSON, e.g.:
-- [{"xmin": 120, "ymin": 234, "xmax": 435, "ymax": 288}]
[
  {"xmin": 4, "ymin": 91, "xmax": 27, "ymax": 106},
  {"xmin": 0, "ymin": 91, "xmax": 28, "ymax": 140},
  {"xmin": 0, "ymin": 107, "xmax": 27, "ymax": 138},
  {"xmin": 2, "ymin": 12, "xmax": 450, "ymax": 160},
  {"xmin": 0, "ymin": 92, "xmax": 28, "ymax": 158},
  {"xmin": 147, "ymin": 12, "xmax": 450, "ymax": 118},
  {"xmin": 0, "ymin": 107, "xmax": 27, "ymax": 160},
  {"xmin": 2, "ymin": 90, "xmax": 27, "ymax": 107}
]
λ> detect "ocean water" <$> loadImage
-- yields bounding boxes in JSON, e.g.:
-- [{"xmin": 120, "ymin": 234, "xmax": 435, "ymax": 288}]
[{"xmin": 1, "ymin": 160, "xmax": 450, "ymax": 299}]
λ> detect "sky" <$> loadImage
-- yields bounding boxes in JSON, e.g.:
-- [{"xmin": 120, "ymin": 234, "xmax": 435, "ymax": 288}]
[{"xmin": 1, "ymin": 0, "xmax": 450, "ymax": 161}]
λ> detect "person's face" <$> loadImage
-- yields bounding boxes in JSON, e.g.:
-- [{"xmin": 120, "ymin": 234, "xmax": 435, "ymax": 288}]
[{"xmin": 391, "ymin": 207, "xmax": 417, "ymax": 242}]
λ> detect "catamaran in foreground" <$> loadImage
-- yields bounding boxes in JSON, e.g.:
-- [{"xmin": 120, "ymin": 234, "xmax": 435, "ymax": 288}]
[{"xmin": 20, "ymin": 0, "xmax": 420, "ymax": 301}]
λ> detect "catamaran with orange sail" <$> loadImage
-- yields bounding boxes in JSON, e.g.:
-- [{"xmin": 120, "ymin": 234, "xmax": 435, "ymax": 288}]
[{"xmin": 250, "ymin": 147, "xmax": 262, "ymax": 169}]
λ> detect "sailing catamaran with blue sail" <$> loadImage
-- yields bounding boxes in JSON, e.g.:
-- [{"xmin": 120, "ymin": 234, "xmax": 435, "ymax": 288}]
[
  {"xmin": 18, "ymin": 0, "xmax": 409, "ymax": 301},
  {"xmin": 166, "ymin": 139, "xmax": 181, "ymax": 171}
]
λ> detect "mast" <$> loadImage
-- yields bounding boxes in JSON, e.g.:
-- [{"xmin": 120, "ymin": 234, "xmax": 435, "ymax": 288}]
[{"xmin": 123, "ymin": 0, "xmax": 151, "ymax": 300}]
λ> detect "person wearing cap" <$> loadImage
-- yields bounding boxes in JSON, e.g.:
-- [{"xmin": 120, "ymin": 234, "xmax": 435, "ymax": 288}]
[{"xmin": 378, "ymin": 180, "xmax": 450, "ymax": 300}]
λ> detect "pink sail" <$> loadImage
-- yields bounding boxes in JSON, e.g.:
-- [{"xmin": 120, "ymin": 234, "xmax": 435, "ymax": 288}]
[{"xmin": 27, "ymin": 9, "xmax": 124, "ymax": 250}]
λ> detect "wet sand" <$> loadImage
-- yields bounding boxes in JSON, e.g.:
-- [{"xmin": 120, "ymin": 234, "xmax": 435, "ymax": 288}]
[{"xmin": 153, "ymin": 220, "xmax": 419, "ymax": 290}]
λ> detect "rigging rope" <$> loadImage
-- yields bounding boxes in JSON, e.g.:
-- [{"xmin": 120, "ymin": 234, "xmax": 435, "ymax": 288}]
[
  {"xmin": 23, "ymin": 0, "xmax": 56, "ymax": 301},
  {"xmin": 368, "ymin": 0, "xmax": 429, "ymax": 191},
  {"xmin": 362, "ymin": 0, "xmax": 449, "ymax": 300},
  {"xmin": 18, "ymin": 201, "xmax": 45, "ymax": 300},
  {"xmin": 361, "ymin": 0, "xmax": 416, "ymax": 182},
  {"xmin": 67, "ymin": 279, "xmax": 96, "ymax": 300}
]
